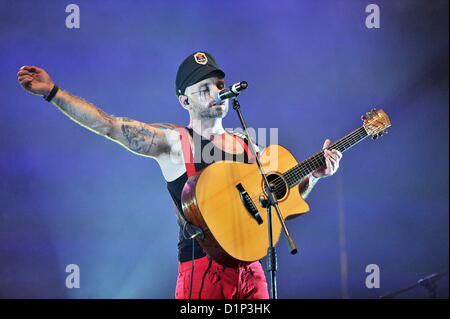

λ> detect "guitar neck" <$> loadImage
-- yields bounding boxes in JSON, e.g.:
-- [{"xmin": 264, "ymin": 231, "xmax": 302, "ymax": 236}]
[{"xmin": 284, "ymin": 126, "xmax": 369, "ymax": 187}]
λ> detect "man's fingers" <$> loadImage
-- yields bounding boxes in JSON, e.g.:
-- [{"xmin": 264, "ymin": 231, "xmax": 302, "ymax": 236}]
[
  {"xmin": 328, "ymin": 150, "xmax": 342, "ymax": 161},
  {"xmin": 30, "ymin": 65, "xmax": 42, "ymax": 73},
  {"xmin": 18, "ymin": 74, "xmax": 32, "ymax": 79},
  {"xmin": 18, "ymin": 75, "xmax": 33, "ymax": 83},
  {"xmin": 324, "ymin": 149, "xmax": 342, "ymax": 161},
  {"xmin": 322, "ymin": 139, "xmax": 331, "ymax": 150},
  {"xmin": 20, "ymin": 65, "xmax": 41, "ymax": 73},
  {"xmin": 325, "ymin": 155, "xmax": 333, "ymax": 173},
  {"xmin": 18, "ymin": 69, "xmax": 37, "ymax": 77},
  {"xmin": 326, "ymin": 151, "xmax": 336, "ymax": 162},
  {"xmin": 19, "ymin": 80, "xmax": 31, "ymax": 88},
  {"xmin": 320, "ymin": 147, "xmax": 342, "ymax": 178},
  {"xmin": 18, "ymin": 70, "xmax": 32, "ymax": 77},
  {"xmin": 333, "ymin": 150, "xmax": 343, "ymax": 159}
]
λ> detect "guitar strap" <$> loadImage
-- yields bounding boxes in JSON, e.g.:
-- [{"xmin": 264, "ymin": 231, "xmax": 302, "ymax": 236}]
[{"xmin": 172, "ymin": 125, "xmax": 254, "ymax": 240}]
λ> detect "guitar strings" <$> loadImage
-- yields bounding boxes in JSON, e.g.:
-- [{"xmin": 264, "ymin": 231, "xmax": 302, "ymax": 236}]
[
  {"xmin": 270, "ymin": 127, "xmax": 367, "ymax": 191},
  {"xmin": 270, "ymin": 127, "xmax": 367, "ymax": 194},
  {"xmin": 280, "ymin": 127, "xmax": 367, "ymax": 186},
  {"xmin": 245, "ymin": 127, "xmax": 368, "ymax": 204},
  {"xmin": 246, "ymin": 125, "xmax": 366, "ymax": 195}
]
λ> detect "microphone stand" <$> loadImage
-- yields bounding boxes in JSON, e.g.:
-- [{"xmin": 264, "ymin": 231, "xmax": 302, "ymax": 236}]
[
  {"xmin": 379, "ymin": 271, "xmax": 448, "ymax": 299},
  {"xmin": 231, "ymin": 97, "xmax": 298, "ymax": 299}
]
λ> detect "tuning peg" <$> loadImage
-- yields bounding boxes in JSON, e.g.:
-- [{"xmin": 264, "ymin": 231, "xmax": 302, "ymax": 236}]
[
  {"xmin": 366, "ymin": 112, "xmax": 372, "ymax": 118},
  {"xmin": 371, "ymin": 134, "xmax": 379, "ymax": 140},
  {"xmin": 371, "ymin": 108, "xmax": 377, "ymax": 114},
  {"xmin": 383, "ymin": 129, "xmax": 388, "ymax": 135},
  {"xmin": 361, "ymin": 115, "xmax": 367, "ymax": 121}
]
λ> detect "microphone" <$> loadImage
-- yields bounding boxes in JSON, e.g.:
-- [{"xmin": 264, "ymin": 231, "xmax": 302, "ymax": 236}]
[{"xmin": 214, "ymin": 81, "xmax": 248, "ymax": 103}]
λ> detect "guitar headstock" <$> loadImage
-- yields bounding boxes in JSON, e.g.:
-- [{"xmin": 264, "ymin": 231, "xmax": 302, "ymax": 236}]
[{"xmin": 362, "ymin": 108, "xmax": 391, "ymax": 140}]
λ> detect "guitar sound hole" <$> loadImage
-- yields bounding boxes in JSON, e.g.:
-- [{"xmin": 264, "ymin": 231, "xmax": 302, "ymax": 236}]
[{"xmin": 265, "ymin": 173, "xmax": 288, "ymax": 200}]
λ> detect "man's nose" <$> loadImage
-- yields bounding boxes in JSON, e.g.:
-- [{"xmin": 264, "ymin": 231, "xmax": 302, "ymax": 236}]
[
  {"xmin": 209, "ymin": 85, "xmax": 221, "ymax": 103},
  {"xmin": 206, "ymin": 94, "xmax": 216, "ymax": 104}
]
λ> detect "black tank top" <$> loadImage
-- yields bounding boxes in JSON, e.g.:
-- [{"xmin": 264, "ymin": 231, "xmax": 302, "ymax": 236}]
[{"xmin": 166, "ymin": 127, "xmax": 253, "ymax": 262}]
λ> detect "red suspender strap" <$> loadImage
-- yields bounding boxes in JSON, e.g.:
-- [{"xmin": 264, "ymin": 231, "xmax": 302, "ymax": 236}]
[
  {"xmin": 174, "ymin": 125, "xmax": 202, "ymax": 178},
  {"xmin": 233, "ymin": 135, "xmax": 255, "ymax": 161},
  {"xmin": 175, "ymin": 125, "xmax": 255, "ymax": 177}
]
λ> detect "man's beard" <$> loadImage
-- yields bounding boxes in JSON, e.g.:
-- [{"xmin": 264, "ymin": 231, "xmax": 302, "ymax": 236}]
[{"xmin": 199, "ymin": 103, "xmax": 228, "ymax": 119}]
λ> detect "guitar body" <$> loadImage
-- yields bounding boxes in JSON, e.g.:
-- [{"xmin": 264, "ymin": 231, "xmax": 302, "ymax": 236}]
[
  {"xmin": 181, "ymin": 144, "xmax": 310, "ymax": 267},
  {"xmin": 181, "ymin": 109, "xmax": 391, "ymax": 267}
]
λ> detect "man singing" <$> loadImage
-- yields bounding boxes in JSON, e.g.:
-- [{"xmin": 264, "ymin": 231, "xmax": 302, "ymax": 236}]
[{"xmin": 17, "ymin": 51, "xmax": 342, "ymax": 299}]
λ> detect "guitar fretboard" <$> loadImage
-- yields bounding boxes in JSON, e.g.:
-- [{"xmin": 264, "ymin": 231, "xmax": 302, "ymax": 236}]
[{"xmin": 283, "ymin": 126, "xmax": 369, "ymax": 187}]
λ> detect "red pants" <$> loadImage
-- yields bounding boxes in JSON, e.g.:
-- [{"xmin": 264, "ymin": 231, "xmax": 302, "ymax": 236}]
[{"xmin": 175, "ymin": 256, "xmax": 269, "ymax": 299}]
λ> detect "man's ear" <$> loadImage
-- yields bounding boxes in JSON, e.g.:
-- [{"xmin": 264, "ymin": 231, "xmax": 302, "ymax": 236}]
[{"xmin": 178, "ymin": 95, "xmax": 191, "ymax": 110}]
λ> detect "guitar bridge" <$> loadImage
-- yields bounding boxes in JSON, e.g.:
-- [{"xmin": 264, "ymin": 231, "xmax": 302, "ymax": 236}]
[{"xmin": 236, "ymin": 183, "xmax": 263, "ymax": 225}]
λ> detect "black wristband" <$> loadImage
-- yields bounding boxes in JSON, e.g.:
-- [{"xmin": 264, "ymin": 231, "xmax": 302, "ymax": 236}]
[{"xmin": 44, "ymin": 85, "xmax": 59, "ymax": 102}]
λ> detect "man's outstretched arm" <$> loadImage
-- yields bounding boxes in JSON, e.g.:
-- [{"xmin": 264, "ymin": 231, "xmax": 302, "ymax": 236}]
[{"xmin": 17, "ymin": 65, "xmax": 177, "ymax": 159}]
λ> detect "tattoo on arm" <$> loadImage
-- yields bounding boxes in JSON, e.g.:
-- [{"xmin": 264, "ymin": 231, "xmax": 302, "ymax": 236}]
[
  {"xmin": 50, "ymin": 89, "xmax": 177, "ymax": 158},
  {"xmin": 51, "ymin": 89, "xmax": 116, "ymax": 136},
  {"xmin": 121, "ymin": 124, "xmax": 157, "ymax": 154}
]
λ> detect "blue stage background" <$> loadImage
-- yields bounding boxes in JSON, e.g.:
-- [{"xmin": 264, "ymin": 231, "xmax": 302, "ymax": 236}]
[{"xmin": 0, "ymin": 0, "xmax": 448, "ymax": 298}]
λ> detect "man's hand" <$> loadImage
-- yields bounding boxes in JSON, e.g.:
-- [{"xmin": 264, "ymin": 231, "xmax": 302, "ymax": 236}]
[
  {"xmin": 312, "ymin": 139, "xmax": 343, "ymax": 178},
  {"xmin": 17, "ymin": 65, "xmax": 54, "ymax": 97}
]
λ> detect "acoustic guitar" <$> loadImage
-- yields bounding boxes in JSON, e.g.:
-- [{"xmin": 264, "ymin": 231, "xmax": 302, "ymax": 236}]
[{"xmin": 181, "ymin": 109, "xmax": 391, "ymax": 266}]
